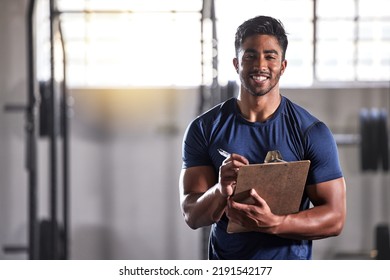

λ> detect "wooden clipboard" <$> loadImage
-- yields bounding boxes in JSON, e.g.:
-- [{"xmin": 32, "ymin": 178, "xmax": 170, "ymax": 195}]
[{"xmin": 227, "ymin": 160, "xmax": 310, "ymax": 233}]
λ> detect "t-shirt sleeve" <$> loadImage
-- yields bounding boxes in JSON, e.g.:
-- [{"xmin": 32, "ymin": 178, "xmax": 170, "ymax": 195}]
[
  {"xmin": 181, "ymin": 119, "xmax": 213, "ymax": 169},
  {"xmin": 305, "ymin": 122, "xmax": 343, "ymax": 185}
]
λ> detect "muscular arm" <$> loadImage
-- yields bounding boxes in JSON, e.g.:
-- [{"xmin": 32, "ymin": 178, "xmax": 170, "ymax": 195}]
[
  {"xmin": 276, "ymin": 177, "xmax": 346, "ymax": 239},
  {"xmin": 180, "ymin": 154, "xmax": 249, "ymax": 229},
  {"xmin": 227, "ymin": 177, "xmax": 346, "ymax": 240},
  {"xmin": 179, "ymin": 166, "xmax": 226, "ymax": 229}
]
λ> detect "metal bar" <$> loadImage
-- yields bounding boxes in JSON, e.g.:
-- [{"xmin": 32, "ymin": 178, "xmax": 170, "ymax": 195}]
[
  {"xmin": 3, "ymin": 245, "xmax": 28, "ymax": 254},
  {"xmin": 199, "ymin": 0, "xmax": 207, "ymax": 115},
  {"xmin": 353, "ymin": 0, "xmax": 359, "ymax": 81},
  {"xmin": 210, "ymin": 0, "xmax": 219, "ymax": 106},
  {"xmin": 58, "ymin": 19, "xmax": 69, "ymax": 260},
  {"xmin": 312, "ymin": 0, "xmax": 317, "ymax": 82},
  {"xmin": 313, "ymin": 16, "xmax": 390, "ymax": 21},
  {"xmin": 49, "ymin": 0, "xmax": 59, "ymax": 260},
  {"xmin": 200, "ymin": 0, "xmax": 209, "ymax": 259},
  {"xmin": 333, "ymin": 133, "xmax": 361, "ymax": 146},
  {"xmin": 26, "ymin": 0, "xmax": 39, "ymax": 260},
  {"xmin": 55, "ymin": 10, "xmax": 200, "ymax": 15}
]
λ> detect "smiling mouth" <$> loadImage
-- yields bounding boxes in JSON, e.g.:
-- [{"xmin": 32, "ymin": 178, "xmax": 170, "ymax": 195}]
[{"xmin": 251, "ymin": 75, "xmax": 269, "ymax": 83}]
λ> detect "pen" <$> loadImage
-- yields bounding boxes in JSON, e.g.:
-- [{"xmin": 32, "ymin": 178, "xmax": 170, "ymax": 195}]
[{"xmin": 217, "ymin": 148, "xmax": 231, "ymax": 158}]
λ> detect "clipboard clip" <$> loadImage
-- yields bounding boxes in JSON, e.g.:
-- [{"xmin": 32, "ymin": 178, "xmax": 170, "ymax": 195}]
[{"xmin": 264, "ymin": 150, "xmax": 285, "ymax": 163}]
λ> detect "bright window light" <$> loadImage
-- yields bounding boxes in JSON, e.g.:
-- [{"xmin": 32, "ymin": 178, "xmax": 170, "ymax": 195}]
[{"xmin": 37, "ymin": 0, "xmax": 389, "ymax": 88}]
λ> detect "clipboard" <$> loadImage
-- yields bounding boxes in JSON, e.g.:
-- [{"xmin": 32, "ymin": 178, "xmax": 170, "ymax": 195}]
[{"xmin": 227, "ymin": 159, "xmax": 310, "ymax": 233}]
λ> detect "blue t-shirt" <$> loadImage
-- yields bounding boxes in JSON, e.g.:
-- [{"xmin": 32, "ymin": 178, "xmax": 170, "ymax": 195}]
[{"xmin": 181, "ymin": 96, "xmax": 343, "ymax": 259}]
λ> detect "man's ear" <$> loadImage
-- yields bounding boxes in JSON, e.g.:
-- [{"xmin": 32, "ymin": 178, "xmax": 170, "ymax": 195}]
[
  {"xmin": 233, "ymin": 57, "xmax": 239, "ymax": 73},
  {"xmin": 280, "ymin": 59, "xmax": 287, "ymax": 75}
]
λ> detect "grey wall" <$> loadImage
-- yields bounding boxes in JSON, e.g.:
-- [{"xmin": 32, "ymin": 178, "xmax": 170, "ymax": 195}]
[
  {"xmin": 67, "ymin": 88, "xmax": 201, "ymax": 259},
  {"xmin": 1, "ymin": 0, "xmax": 389, "ymax": 260},
  {"xmin": 0, "ymin": 0, "xmax": 29, "ymax": 260}
]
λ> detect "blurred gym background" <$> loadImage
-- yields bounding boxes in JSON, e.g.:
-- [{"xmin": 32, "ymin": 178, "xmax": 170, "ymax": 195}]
[{"xmin": 0, "ymin": 0, "xmax": 389, "ymax": 260}]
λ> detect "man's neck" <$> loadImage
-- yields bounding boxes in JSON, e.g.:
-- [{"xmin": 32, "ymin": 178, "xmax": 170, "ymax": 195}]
[{"xmin": 236, "ymin": 91, "xmax": 282, "ymax": 123}]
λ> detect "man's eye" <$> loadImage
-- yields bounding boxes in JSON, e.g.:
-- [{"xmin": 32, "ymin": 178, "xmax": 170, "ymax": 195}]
[
  {"xmin": 244, "ymin": 54, "xmax": 256, "ymax": 60},
  {"xmin": 266, "ymin": 56, "xmax": 276, "ymax": 60}
]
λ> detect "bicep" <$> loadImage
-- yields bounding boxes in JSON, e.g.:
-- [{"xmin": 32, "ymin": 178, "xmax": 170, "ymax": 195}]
[
  {"xmin": 180, "ymin": 166, "xmax": 217, "ymax": 197},
  {"xmin": 179, "ymin": 166, "xmax": 218, "ymax": 217},
  {"xmin": 306, "ymin": 177, "xmax": 346, "ymax": 211}
]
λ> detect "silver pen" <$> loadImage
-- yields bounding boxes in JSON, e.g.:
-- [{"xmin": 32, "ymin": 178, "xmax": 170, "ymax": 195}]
[{"xmin": 217, "ymin": 148, "xmax": 231, "ymax": 158}]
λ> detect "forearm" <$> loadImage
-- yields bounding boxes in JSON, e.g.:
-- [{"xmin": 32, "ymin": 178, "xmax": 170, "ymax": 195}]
[
  {"xmin": 272, "ymin": 205, "xmax": 345, "ymax": 240},
  {"xmin": 182, "ymin": 183, "xmax": 228, "ymax": 229},
  {"xmin": 273, "ymin": 178, "xmax": 347, "ymax": 240}
]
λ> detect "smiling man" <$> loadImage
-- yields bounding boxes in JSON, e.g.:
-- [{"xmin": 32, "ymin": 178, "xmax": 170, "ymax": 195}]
[{"xmin": 179, "ymin": 15, "xmax": 346, "ymax": 260}]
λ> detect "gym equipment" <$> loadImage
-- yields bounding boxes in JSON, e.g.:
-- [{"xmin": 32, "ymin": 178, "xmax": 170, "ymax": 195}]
[
  {"xmin": 375, "ymin": 223, "xmax": 390, "ymax": 260},
  {"xmin": 359, "ymin": 108, "xmax": 389, "ymax": 172},
  {"xmin": 2, "ymin": 0, "xmax": 70, "ymax": 260}
]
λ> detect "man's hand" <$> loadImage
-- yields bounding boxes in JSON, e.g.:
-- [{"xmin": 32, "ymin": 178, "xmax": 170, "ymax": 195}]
[
  {"xmin": 218, "ymin": 153, "xmax": 249, "ymax": 197},
  {"xmin": 226, "ymin": 188, "xmax": 283, "ymax": 233}
]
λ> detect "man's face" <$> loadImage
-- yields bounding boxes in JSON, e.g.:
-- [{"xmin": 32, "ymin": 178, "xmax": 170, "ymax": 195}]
[{"xmin": 233, "ymin": 34, "xmax": 287, "ymax": 97}]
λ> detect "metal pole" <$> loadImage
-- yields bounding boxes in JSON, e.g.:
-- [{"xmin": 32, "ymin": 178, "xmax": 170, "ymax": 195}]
[
  {"xmin": 210, "ymin": 0, "xmax": 220, "ymax": 105},
  {"xmin": 49, "ymin": 0, "xmax": 59, "ymax": 260},
  {"xmin": 26, "ymin": 0, "xmax": 39, "ymax": 260},
  {"xmin": 58, "ymin": 20, "xmax": 69, "ymax": 260},
  {"xmin": 312, "ymin": 0, "xmax": 317, "ymax": 82}
]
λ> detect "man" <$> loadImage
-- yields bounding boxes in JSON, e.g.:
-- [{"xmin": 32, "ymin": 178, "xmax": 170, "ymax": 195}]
[{"xmin": 179, "ymin": 15, "xmax": 346, "ymax": 259}]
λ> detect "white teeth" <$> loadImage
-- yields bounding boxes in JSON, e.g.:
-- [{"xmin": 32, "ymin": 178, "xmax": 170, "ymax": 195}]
[{"xmin": 253, "ymin": 76, "xmax": 268, "ymax": 82}]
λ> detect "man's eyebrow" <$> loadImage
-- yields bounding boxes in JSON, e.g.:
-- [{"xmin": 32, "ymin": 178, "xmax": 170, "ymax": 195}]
[
  {"xmin": 244, "ymin": 48, "xmax": 257, "ymax": 53},
  {"xmin": 264, "ymin": 49, "xmax": 279, "ymax": 55},
  {"xmin": 243, "ymin": 48, "xmax": 280, "ymax": 55}
]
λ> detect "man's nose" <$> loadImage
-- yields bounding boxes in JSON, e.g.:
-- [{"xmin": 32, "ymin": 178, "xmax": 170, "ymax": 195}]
[{"xmin": 254, "ymin": 56, "xmax": 267, "ymax": 71}]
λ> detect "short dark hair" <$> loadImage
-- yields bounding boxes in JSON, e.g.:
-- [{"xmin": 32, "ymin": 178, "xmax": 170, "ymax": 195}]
[{"xmin": 234, "ymin": 15, "xmax": 288, "ymax": 60}]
